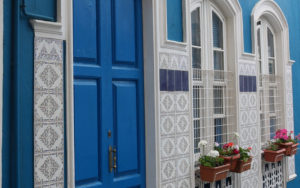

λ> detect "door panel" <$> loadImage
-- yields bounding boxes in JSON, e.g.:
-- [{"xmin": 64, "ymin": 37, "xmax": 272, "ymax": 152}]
[
  {"xmin": 73, "ymin": 0, "xmax": 145, "ymax": 187},
  {"xmin": 113, "ymin": 81, "xmax": 138, "ymax": 175},
  {"xmin": 74, "ymin": 79, "xmax": 101, "ymax": 184}
]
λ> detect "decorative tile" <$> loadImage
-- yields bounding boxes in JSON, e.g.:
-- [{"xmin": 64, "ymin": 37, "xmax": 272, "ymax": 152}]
[
  {"xmin": 175, "ymin": 114, "xmax": 189, "ymax": 133},
  {"xmin": 160, "ymin": 115, "xmax": 176, "ymax": 136},
  {"xmin": 161, "ymin": 137, "xmax": 176, "ymax": 158},
  {"xmin": 176, "ymin": 158, "xmax": 190, "ymax": 177},
  {"xmin": 162, "ymin": 182, "xmax": 176, "ymax": 188},
  {"xmin": 177, "ymin": 178, "xmax": 190, "ymax": 188},
  {"xmin": 175, "ymin": 93, "xmax": 189, "ymax": 112},
  {"xmin": 240, "ymin": 75, "xmax": 257, "ymax": 92},
  {"xmin": 35, "ymin": 123, "xmax": 64, "ymax": 153},
  {"xmin": 160, "ymin": 53, "xmax": 169, "ymax": 69},
  {"xmin": 34, "ymin": 152, "xmax": 64, "ymax": 186},
  {"xmin": 161, "ymin": 160, "xmax": 176, "ymax": 181},
  {"xmin": 170, "ymin": 55, "xmax": 179, "ymax": 69},
  {"xmin": 176, "ymin": 136, "xmax": 189, "ymax": 155},
  {"xmin": 160, "ymin": 93, "xmax": 175, "ymax": 113},
  {"xmin": 34, "ymin": 37, "xmax": 64, "ymax": 187}
]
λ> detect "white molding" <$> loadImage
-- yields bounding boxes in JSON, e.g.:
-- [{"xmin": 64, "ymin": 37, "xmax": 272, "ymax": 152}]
[
  {"xmin": 0, "ymin": 0, "xmax": 3, "ymax": 186},
  {"xmin": 64, "ymin": 0, "xmax": 75, "ymax": 186},
  {"xmin": 30, "ymin": 20, "xmax": 63, "ymax": 39}
]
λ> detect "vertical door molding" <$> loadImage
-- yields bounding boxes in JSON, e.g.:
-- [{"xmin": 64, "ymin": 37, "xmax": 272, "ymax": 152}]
[{"xmin": 0, "ymin": 0, "xmax": 3, "ymax": 186}]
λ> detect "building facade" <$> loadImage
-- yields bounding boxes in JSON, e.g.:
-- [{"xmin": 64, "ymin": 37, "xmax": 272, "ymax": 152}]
[{"xmin": 1, "ymin": 0, "xmax": 300, "ymax": 188}]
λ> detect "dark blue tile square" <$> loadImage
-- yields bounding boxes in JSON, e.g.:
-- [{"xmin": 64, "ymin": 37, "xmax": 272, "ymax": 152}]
[
  {"xmin": 182, "ymin": 71, "xmax": 189, "ymax": 91},
  {"xmin": 167, "ymin": 70, "xmax": 175, "ymax": 91},
  {"xmin": 175, "ymin": 70, "xmax": 182, "ymax": 91},
  {"xmin": 244, "ymin": 76, "xmax": 249, "ymax": 92},
  {"xmin": 248, "ymin": 76, "xmax": 253, "ymax": 92},
  {"xmin": 160, "ymin": 69, "xmax": 167, "ymax": 91},
  {"xmin": 252, "ymin": 76, "xmax": 257, "ymax": 92},
  {"xmin": 239, "ymin": 75, "xmax": 245, "ymax": 92}
]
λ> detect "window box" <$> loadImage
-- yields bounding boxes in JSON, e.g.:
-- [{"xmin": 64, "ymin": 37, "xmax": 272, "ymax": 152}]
[
  {"xmin": 276, "ymin": 142, "xmax": 299, "ymax": 156},
  {"xmin": 263, "ymin": 148, "xmax": 286, "ymax": 162},
  {"xmin": 220, "ymin": 154, "xmax": 240, "ymax": 171},
  {"xmin": 231, "ymin": 157, "xmax": 253, "ymax": 173},
  {"xmin": 199, "ymin": 163, "xmax": 230, "ymax": 182}
]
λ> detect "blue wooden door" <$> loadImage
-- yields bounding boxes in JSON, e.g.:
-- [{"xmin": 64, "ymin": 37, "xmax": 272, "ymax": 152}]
[{"xmin": 73, "ymin": 0, "xmax": 145, "ymax": 187}]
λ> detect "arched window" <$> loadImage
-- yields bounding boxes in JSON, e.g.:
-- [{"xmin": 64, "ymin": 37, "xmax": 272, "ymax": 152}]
[
  {"xmin": 257, "ymin": 20, "xmax": 281, "ymax": 144},
  {"xmin": 191, "ymin": 2, "xmax": 235, "ymax": 157}
]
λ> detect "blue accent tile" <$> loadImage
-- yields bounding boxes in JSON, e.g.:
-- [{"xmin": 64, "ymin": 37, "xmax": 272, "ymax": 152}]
[
  {"xmin": 239, "ymin": 75, "xmax": 244, "ymax": 92},
  {"xmin": 248, "ymin": 76, "xmax": 253, "ymax": 92},
  {"xmin": 175, "ymin": 70, "xmax": 182, "ymax": 91},
  {"xmin": 244, "ymin": 76, "xmax": 249, "ymax": 92},
  {"xmin": 252, "ymin": 76, "xmax": 257, "ymax": 92},
  {"xmin": 182, "ymin": 71, "xmax": 189, "ymax": 91},
  {"xmin": 160, "ymin": 69, "xmax": 167, "ymax": 91},
  {"xmin": 167, "ymin": 70, "xmax": 175, "ymax": 91}
]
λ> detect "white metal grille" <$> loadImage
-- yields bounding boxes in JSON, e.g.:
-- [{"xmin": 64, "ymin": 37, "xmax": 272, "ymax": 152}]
[
  {"xmin": 259, "ymin": 75, "xmax": 283, "ymax": 145},
  {"xmin": 192, "ymin": 70, "xmax": 236, "ymax": 155},
  {"xmin": 262, "ymin": 161, "xmax": 283, "ymax": 188},
  {"xmin": 195, "ymin": 172, "xmax": 234, "ymax": 188}
]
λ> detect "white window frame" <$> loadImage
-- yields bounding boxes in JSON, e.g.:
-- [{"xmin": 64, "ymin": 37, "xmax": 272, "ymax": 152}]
[{"xmin": 191, "ymin": 0, "xmax": 231, "ymax": 161}]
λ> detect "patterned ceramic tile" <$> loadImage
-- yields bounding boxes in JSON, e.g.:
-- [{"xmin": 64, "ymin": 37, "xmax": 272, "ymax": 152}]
[
  {"xmin": 160, "ymin": 115, "xmax": 176, "ymax": 136},
  {"xmin": 34, "ymin": 37, "xmax": 64, "ymax": 187},
  {"xmin": 177, "ymin": 178, "xmax": 190, "ymax": 188},
  {"xmin": 161, "ymin": 160, "xmax": 176, "ymax": 181},
  {"xmin": 161, "ymin": 137, "xmax": 176, "ymax": 159},
  {"xmin": 175, "ymin": 93, "xmax": 189, "ymax": 112},
  {"xmin": 176, "ymin": 158, "xmax": 190, "ymax": 177},
  {"xmin": 160, "ymin": 92, "xmax": 176, "ymax": 113},
  {"xmin": 175, "ymin": 114, "xmax": 189, "ymax": 134},
  {"xmin": 176, "ymin": 136, "xmax": 190, "ymax": 155}
]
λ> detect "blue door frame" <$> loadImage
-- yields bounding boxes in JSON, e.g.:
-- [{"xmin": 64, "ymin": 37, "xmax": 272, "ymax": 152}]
[
  {"xmin": 2, "ymin": 0, "xmax": 56, "ymax": 187},
  {"xmin": 73, "ymin": 0, "xmax": 146, "ymax": 187}
]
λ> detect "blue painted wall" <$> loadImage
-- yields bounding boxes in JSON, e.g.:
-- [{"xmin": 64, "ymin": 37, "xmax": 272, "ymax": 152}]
[{"xmin": 239, "ymin": 0, "xmax": 300, "ymax": 186}]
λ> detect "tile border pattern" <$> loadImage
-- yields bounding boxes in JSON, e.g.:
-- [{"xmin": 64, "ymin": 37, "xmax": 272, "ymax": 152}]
[
  {"xmin": 159, "ymin": 52, "xmax": 192, "ymax": 188},
  {"xmin": 34, "ymin": 37, "xmax": 64, "ymax": 187},
  {"xmin": 285, "ymin": 65, "xmax": 296, "ymax": 179},
  {"xmin": 239, "ymin": 62, "xmax": 261, "ymax": 188}
]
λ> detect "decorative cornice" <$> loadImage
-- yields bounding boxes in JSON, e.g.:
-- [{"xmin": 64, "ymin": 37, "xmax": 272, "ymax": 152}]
[{"xmin": 30, "ymin": 20, "xmax": 63, "ymax": 39}]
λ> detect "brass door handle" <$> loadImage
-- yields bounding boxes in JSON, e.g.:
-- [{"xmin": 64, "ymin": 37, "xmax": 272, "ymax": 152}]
[{"xmin": 109, "ymin": 146, "xmax": 117, "ymax": 173}]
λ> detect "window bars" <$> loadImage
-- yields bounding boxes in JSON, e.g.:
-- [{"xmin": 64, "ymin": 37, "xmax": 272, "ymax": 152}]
[
  {"xmin": 259, "ymin": 74, "xmax": 283, "ymax": 145},
  {"xmin": 192, "ymin": 70, "xmax": 236, "ymax": 155}
]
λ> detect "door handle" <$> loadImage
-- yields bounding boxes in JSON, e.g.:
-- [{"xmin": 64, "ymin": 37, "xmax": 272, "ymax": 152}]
[{"xmin": 109, "ymin": 146, "xmax": 117, "ymax": 173}]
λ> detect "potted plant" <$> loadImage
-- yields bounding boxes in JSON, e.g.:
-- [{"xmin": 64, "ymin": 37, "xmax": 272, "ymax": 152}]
[
  {"xmin": 231, "ymin": 147, "xmax": 253, "ymax": 173},
  {"xmin": 215, "ymin": 142, "xmax": 240, "ymax": 171},
  {"xmin": 263, "ymin": 142, "xmax": 286, "ymax": 162},
  {"xmin": 198, "ymin": 140, "xmax": 230, "ymax": 182},
  {"xmin": 274, "ymin": 129, "xmax": 300, "ymax": 156}
]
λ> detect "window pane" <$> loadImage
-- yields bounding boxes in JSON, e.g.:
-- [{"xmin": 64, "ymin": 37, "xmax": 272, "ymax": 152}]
[
  {"xmin": 191, "ymin": 8, "xmax": 200, "ymax": 46},
  {"xmin": 213, "ymin": 86, "xmax": 224, "ymax": 114},
  {"xmin": 269, "ymin": 88, "xmax": 275, "ymax": 113},
  {"xmin": 267, "ymin": 28, "xmax": 275, "ymax": 57},
  {"xmin": 268, "ymin": 58, "xmax": 275, "ymax": 75},
  {"xmin": 270, "ymin": 117, "xmax": 276, "ymax": 139},
  {"xmin": 193, "ymin": 86, "xmax": 203, "ymax": 153},
  {"xmin": 214, "ymin": 118, "xmax": 223, "ymax": 144},
  {"xmin": 192, "ymin": 48, "xmax": 201, "ymax": 69},
  {"xmin": 212, "ymin": 12, "xmax": 223, "ymax": 48},
  {"xmin": 167, "ymin": 0, "xmax": 183, "ymax": 42},
  {"xmin": 214, "ymin": 51, "xmax": 224, "ymax": 80}
]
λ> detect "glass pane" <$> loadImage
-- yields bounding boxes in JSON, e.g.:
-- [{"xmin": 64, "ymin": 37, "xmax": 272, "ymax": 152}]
[
  {"xmin": 192, "ymin": 48, "xmax": 201, "ymax": 69},
  {"xmin": 167, "ymin": 0, "xmax": 183, "ymax": 42},
  {"xmin": 268, "ymin": 58, "xmax": 275, "ymax": 75},
  {"xmin": 191, "ymin": 8, "xmax": 200, "ymax": 46},
  {"xmin": 214, "ymin": 118, "xmax": 223, "ymax": 144},
  {"xmin": 213, "ymin": 86, "xmax": 223, "ymax": 114},
  {"xmin": 268, "ymin": 28, "xmax": 275, "ymax": 57},
  {"xmin": 269, "ymin": 88, "xmax": 275, "ymax": 113},
  {"xmin": 212, "ymin": 12, "xmax": 223, "ymax": 48},
  {"xmin": 214, "ymin": 51, "xmax": 224, "ymax": 80},
  {"xmin": 270, "ymin": 117, "xmax": 276, "ymax": 139}
]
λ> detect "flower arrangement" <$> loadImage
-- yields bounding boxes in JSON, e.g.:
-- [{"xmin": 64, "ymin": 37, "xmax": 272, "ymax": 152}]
[
  {"xmin": 239, "ymin": 147, "xmax": 252, "ymax": 162},
  {"xmin": 215, "ymin": 142, "xmax": 240, "ymax": 156},
  {"xmin": 198, "ymin": 140, "xmax": 230, "ymax": 182},
  {"xmin": 198, "ymin": 140, "xmax": 225, "ymax": 167},
  {"xmin": 263, "ymin": 141, "xmax": 286, "ymax": 162},
  {"xmin": 273, "ymin": 129, "xmax": 300, "ymax": 156}
]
